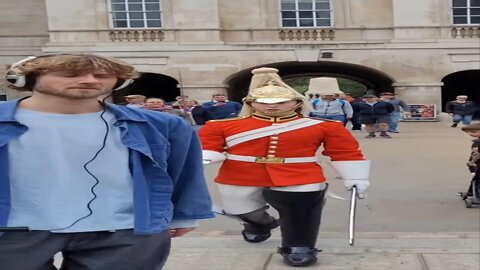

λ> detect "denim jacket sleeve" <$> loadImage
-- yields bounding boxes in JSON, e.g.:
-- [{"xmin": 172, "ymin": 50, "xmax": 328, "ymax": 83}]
[{"xmin": 166, "ymin": 121, "xmax": 215, "ymax": 220}]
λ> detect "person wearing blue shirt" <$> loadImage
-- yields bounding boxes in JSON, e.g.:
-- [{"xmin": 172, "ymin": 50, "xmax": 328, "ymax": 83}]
[
  {"xmin": 0, "ymin": 54, "xmax": 214, "ymax": 269},
  {"xmin": 202, "ymin": 94, "xmax": 242, "ymax": 119}
]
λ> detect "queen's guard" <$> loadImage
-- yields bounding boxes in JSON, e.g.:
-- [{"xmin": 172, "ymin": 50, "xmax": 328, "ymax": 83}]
[{"xmin": 199, "ymin": 67, "xmax": 371, "ymax": 267}]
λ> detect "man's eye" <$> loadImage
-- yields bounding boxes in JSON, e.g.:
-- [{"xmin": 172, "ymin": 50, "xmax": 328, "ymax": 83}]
[
  {"xmin": 59, "ymin": 73, "xmax": 77, "ymax": 77},
  {"xmin": 94, "ymin": 74, "xmax": 112, "ymax": 78}
]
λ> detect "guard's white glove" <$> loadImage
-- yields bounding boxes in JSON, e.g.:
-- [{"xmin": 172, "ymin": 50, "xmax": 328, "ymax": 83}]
[
  {"xmin": 202, "ymin": 150, "xmax": 226, "ymax": 165},
  {"xmin": 331, "ymin": 160, "xmax": 371, "ymax": 199},
  {"xmin": 344, "ymin": 180, "xmax": 370, "ymax": 198}
]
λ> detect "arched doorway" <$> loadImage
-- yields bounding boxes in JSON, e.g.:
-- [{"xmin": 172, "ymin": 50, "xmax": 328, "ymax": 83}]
[
  {"xmin": 441, "ymin": 70, "xmax": 480, "ymax": 112},
  {"xmin": 224, "ymin": 61, "xmax": 395, "ymax": 102},
  {"xmin": 113, "ymin": 72, "xmax": 180, "ymax": 104}
]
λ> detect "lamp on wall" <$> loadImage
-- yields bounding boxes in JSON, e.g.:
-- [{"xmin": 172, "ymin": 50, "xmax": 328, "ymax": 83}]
[{"xmin": 321, "ymin": 51, "xmax": 333, "ymax": 59}]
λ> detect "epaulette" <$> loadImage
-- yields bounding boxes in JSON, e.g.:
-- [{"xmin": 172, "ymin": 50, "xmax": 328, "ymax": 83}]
[
  {"xmin": 208, "ymin": 116, "xmax": 247, "ymax": 122},
  {"xmin": 308, "ymin": 116, "xmax": 342, "ymax": 123}
]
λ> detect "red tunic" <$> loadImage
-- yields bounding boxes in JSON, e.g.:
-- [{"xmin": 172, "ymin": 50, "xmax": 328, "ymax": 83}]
[{"xmin": 198, "ymin": 115, "xmax": 364, "ymax": 187}]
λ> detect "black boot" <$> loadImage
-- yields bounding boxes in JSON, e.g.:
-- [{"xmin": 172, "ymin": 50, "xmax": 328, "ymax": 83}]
[
  {"xmin": 241, "ymin": 220, "xmax": 279, "ymax": 243},
  {"xmin": 236, "ymin": 206, "xmax": 279, "ymax": 243},
  {"xmin": 263, "ymin": 189, "xmax": 326, "ymax": 267}
]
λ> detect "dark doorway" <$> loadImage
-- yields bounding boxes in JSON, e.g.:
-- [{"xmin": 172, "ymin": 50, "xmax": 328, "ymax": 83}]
[
  {"xmin": 441, "ymin": 70, "xmax": 480, "ymax": 112},
  {"xmin": 113, "ymin": 72, "xmax": 180, "ymax": 104},
  {"xmin": 224, "ymin": 61, "xmax": 395, "ymax": 102}
]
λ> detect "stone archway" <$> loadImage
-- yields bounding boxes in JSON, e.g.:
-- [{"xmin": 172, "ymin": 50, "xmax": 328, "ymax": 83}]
[
  {"xmin": 224, "ymin": 61, "xmax": 395, "ymax": 102},
  {"xmin": 113, "ymin": 72, "xmax": 180, "ymax": 104},
  {"xmin": 441, "ymin": 70, "xmax": 480, "ymax": 112}
]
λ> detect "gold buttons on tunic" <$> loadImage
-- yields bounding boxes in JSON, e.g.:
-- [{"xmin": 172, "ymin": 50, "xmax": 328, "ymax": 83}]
[{"xmin": 267, "ymin": 136, "xmax": 279, "ymax": 157}]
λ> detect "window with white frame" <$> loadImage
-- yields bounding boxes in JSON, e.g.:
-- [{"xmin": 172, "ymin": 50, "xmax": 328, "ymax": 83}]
[
  {"xmin": 110, "ymin": 0, "xmax": 162, "ymax": 28},
  {"xmin": 452, "ymin": 0, "xmax": 480, "ymax": 24},
  {"xmin": 280, "ymin": 0, "xmax": 332, "ymax": 28}
]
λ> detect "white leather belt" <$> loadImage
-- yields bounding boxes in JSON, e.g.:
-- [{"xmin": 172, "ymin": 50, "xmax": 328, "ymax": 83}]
[{"xmin": 226, "ymin": 154, "xmax": 318, "ymax": 164}]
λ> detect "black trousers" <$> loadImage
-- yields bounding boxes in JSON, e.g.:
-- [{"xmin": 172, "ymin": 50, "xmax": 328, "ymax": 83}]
[
  {"xmin": 350, "ymin": 112, "xmax": 362, "ymax": 130},
  {"xmin": 0, "ymin": 229, "xmax": 170, "ymax": 270}
]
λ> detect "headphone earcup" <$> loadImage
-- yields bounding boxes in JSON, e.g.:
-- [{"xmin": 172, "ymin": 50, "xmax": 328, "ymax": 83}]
[
  {"xmin": 113, "ymin": 79, "xmax": 133, "ymax": 91},
  {"xmin": 5, "ymin": 56, "xmax": 39, "ymax": 88},
  {"xmin": 5, "ymin": 69, "xmax": 26, "ymax": 87}
]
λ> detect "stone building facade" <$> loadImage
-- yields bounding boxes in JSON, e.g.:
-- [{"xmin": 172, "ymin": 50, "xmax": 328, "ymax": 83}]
[{"xmin": 0, "ymin": 0, "xmax": 479, "ymax": 111}]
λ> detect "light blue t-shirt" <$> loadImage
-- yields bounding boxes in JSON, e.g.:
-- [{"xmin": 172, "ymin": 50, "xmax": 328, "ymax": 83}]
[{"xmin": 7, "ymin": 108, "xmax": 134, "ymax": 233}]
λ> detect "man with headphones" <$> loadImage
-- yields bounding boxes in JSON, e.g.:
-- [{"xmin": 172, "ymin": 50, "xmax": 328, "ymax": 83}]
[{"xmin": 0, "ymin": 54, "xmax": 214, "ymax": 269}]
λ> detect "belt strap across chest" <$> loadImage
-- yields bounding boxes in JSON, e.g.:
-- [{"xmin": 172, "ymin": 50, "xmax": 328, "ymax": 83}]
[{"xmin": 225, "ymin": 118, "xmax": 322, "ymax": 148}]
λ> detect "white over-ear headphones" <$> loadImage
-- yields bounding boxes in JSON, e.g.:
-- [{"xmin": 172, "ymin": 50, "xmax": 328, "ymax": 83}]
[{"xmin": 5, "ymin": 55, "xmax": 134, "ymax": 91}]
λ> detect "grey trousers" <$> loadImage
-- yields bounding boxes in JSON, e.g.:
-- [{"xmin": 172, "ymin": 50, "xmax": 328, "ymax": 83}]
[{"xmin": 0, "ymin": 229, "xmax": 171, "ymax": 270}]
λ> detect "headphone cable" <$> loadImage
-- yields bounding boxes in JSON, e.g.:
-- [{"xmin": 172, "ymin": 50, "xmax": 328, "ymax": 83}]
[{"xmin": 50, "ymin": 96, "xmax": 110, "ymax": 231}]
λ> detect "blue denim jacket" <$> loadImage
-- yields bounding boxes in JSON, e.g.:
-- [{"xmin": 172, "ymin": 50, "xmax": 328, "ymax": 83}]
[{"xmin": 0, "ymin": 99, "xmax": 214, "ymax": 234}]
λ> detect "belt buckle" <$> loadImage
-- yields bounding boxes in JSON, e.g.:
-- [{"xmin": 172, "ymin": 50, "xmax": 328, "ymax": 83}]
[{"xmin": 255, "ymin": 157, "xmax": 285, "ymax": 164}]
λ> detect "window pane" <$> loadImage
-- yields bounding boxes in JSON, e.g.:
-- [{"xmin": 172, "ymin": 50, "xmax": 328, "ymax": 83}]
[
  {"xmin": 129, "ymin": 12, "xmax": 144, "ymax": 19},
  {"xmin": 281, "ymin": 0, "xmax": 296, "ymax": 10},
  {"xmin": 472, "ymin": 0, "xmax": 480, "ymax": 7},
  {"xmin": 316, "ymin": 19, "xmax": 331, "ymax": 26},
  {"xmin": 128, "ymin": 4, "xmax": 143, "ymax": 11},
  {"xmin": 471, "ymin": 8, "xmax": 480, "ymax": 15},
  {"xmin": 316, "ymin": 2, "xmax": 330, "ymax": 9},
  {"xmin": 130, "ymin": 20, "xmax": 145, "ymax": 27},
  {"xmin": 282, "ymin": 11, "xmax": 297, "ymax": 19},
  {"xmin": 112, "ymin": 4, "xmax": 126, "ymax": 11},
  {"xmin": 299, "ymin": 11, "xmax": 313, "ymax": 18},
  {"xmin": 146, "ymin": 12, "xmax": 161, "ymax": 19},
  {"xmin": 452, "ymin": 0, "xmax": 467, "ymax": 7},
  {"xmin": 298, "ymin": 1, "xmax": 313, "ymax": 10},
  {"xmin": 282, "ymin": 19, "xmax": 297, "ymax": 27},
  {"xmin": 299, "ymin": 19, "xmax": 314, "ymax": 26},
  {"xmin": 146, "ymin": 3, "xmax": 160, "ymax": 11},
  {"xmin": 147, "ymin": 20, "xmax": 162, "ymax": 27},
  {"xmin": 112, "ymin": 0, "xmax": 124, "ymax": 3},
  {"xmin": 471, "ymin": 16, "xmax": 480, "ymax": 23},
  {"xmin": 453, "ymin": 16, "xmax": 468, "ymax": 24},
  {"xmin": 113, "ymin": 20, "xmax": 128, "ymax": 27},
  {"xmin": 145, "ymin": 0, "xmax": 160, "ymax": 2},
  {"xmin": 128, "ymin": 0, "xmax": 142, "ymax": 2},
  {"xmin": 112, "ymin": 12, "xmax": 127, "ymax": 20},
  {"xmin": 453, "ymin": 8, "xmax": 468, "ymax": 15},
  {"xmin": 315, "ymin": 11, "xmax": 330, "ymax": 18}
]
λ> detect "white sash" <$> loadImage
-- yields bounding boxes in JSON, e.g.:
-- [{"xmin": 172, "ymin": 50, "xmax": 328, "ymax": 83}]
[{"xmin": 225, "ymin": 118, "xmax": 322, "ymax": 148}]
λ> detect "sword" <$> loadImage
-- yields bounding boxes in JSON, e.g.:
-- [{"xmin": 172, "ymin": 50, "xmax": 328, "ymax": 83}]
[{"xmin": 348, "ymin": 186, "xmax": 357, "ymax": 246}]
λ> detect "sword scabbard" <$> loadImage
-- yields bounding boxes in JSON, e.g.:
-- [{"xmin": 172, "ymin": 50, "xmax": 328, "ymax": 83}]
[{"xmin": 348, "ymin": 186, "xmax": 357, "ymax": 246}]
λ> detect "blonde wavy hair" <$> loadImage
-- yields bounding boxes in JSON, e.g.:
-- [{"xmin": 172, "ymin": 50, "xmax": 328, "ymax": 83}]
[{"xmin": 8, "ymin": 54, "xmax": 139, "ymax": 91}]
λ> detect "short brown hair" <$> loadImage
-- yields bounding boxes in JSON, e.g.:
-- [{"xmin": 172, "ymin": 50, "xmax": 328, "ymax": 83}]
[
  {"xmin": 9, "ymin": 54, "xmax": 139, "ymax": 91},
  {"xmin": 461, "ymin": 123, "xmax": 480, "ymax": 131}
]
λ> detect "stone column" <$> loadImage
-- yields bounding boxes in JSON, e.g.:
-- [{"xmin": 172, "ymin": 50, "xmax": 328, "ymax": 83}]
[
  {"xmin": 393, "ymin": 82, "xmax": 443, "ymax": 105},
  {"xmin": 392, "ymin": 82, "xmax": 444, "ymax": 119},
  {"xmin": 170, "ymin": 0, "xmax": 221, "ymax": 43}
]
